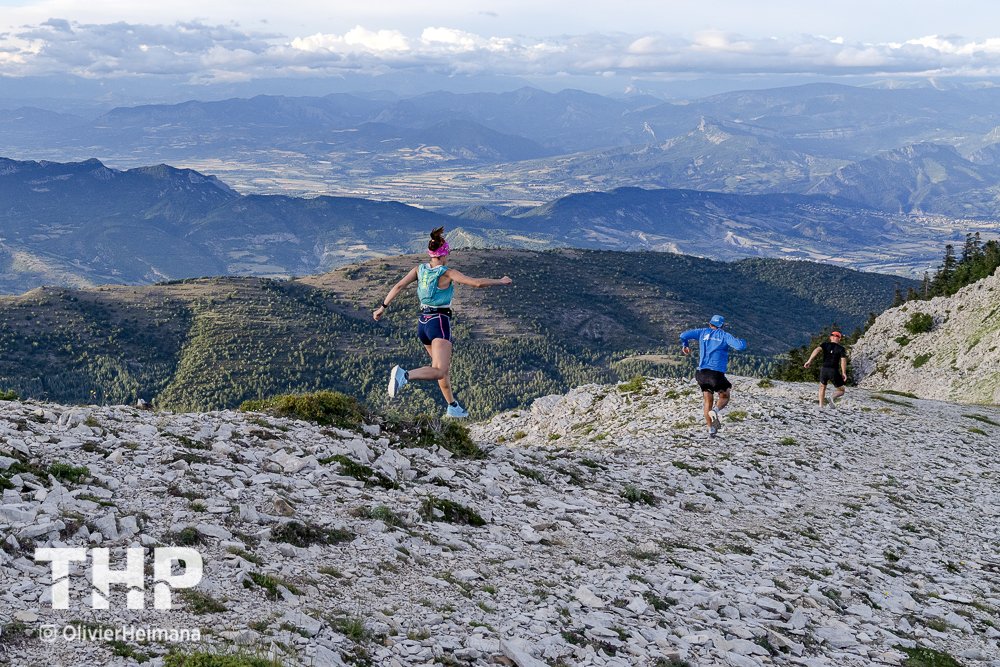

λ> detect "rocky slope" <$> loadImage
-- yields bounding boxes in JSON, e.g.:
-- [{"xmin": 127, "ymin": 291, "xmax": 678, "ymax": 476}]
[
  {"xmin": 1, "ymin": 378, "xmax": 999, "ymax": 667},
  {"xmin": 852, "ymin": 267, "xmax": 1000, "ymax": 404}
]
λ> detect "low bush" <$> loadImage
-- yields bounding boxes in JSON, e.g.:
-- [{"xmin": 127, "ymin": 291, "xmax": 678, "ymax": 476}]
[
  {"xmin": 271, "ymin": 521, "xmax": 354, "ymax": 548},
  {"xmin": 240, "ymin": 391, "xmax": 367, "ymax": 430},
  {"xmin": 904, "ymin": 312, "xmax": 934, "ymax": 335}
]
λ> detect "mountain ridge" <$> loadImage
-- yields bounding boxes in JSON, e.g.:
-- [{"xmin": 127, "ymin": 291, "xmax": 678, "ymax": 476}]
[
  {"xmin": 0, "ymin": 249, "xmax": 910, "ymax": 414},
  {"xmin": 0, "ymin": 156, "xmax": 973, "ymax": 292}
]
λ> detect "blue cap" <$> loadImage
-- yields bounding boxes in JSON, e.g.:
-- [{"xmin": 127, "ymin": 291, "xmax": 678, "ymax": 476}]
[{"xmin": 709, "ymin": 314, "xmax": 725, "ymax": 327}]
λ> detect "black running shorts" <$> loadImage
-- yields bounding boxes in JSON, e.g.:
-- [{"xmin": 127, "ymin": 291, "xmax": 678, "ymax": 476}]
[
  {"xmin": 417, "ymin": 313, "xmax": 452, "ymax": 346},
  {"xmin": 819, "ymin": 367, "xmax": 845, "ymax": 388},
  {"xmin": 695, "ymin": 369, "xmax": 732, "ymax": 393}
]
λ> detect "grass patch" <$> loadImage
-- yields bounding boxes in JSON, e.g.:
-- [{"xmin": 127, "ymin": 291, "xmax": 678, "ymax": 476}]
[
  {"xmin": 912, "ymin": 353, "xmax": 933, "ymax": 369},
  {"xmin": 47, "ymin": 463, "xmax": 90, "ymax": 484},
  {"xmin": 271, "ymin": 521, "xmax": 354, "ymax": 548},
  {"xmin": 241, "ymin": 390, "xmax": 367, "ymax": 430},
  {"xmin": 621, "ymin": 484, "xmax": 658, "ymax": 506},
  {"xmin": 178, "ymin": 589, "xmax": 227, "ymax": 615},
  {"xmin": 779, "ymin": 436, "xmax": 797, "ymax": 446},
  {"xmin": 757, "ymin": 378, "xmax": 774, "ymax": 388},
  {"xmin": 964, "ymin": 413, "xmax": 1000, "ymax": 427},
  {"xmin": 896, "ymin": 644, "xmax": 965, "ymax": 667},
  {"xmin": 243, "ymin": 572, "xmax": 302, "ymax": 599},
  {"xmin": 353, "ymin": 505, "xmax": 405, "ymax": 528},
  {"xmin": 166, "ymin": 527, "xmax": 203, "ymax": 546},
  {"xmin": 330, "ymin": 615, "xmax": 369, "ymax": 642},
  {"xmin": 904, "ymin": 312, "xmax": 934, "ymax": 335},
  {"xmin": 319, "ymin": 454, "xmax": 399, "ymax": 489},
  {"xmin": 165, "ymin": 649, "xmax": 288, "ymax": 667},
  {"xmin": 394, "ymin": 417, "xmax": 485, "ymax": 459},
  {"xmin": 514, "ymin": 466, "xmax": 546, "ymax": 483},
  {"xmin": 419, "ymin": 496, "xmax": 486, "ymax": 526},
  {"xmin": 618, "ymin": 375, "xmax": 646, "ymax": 393},
  {"xmin": 882, "ymin": 389, "xmax": 919, "ymax": 399},
  {"xmin": 726, "ymin": 410, "xmax": 748, "ymax": 422},
  {"xmin": 873, "ymin": 394, "xmax": 913, "ymax": 407},
  {"xmin": 226, "ymin": 547, "xmax": 263, "ymax": 565}
]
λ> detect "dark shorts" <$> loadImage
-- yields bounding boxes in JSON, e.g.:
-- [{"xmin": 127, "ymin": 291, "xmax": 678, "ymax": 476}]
[
  {"xmin": 417, "ymin": 313, "xmax": 452, "ymax": 346},
  {"xmin": 819, "ymin": 367, "xmax": 845, "ymax": 387},
  {"xmin": 695, "ymin": 369, "xmax": 732, "ymax": 394}
]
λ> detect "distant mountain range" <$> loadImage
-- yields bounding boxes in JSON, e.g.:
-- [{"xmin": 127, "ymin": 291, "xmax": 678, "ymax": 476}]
[
  {"xmin": 0, "ymin": 157, "xmax": 988, "ymax": 292},
  {"xmin": 5, "ymin": 83, "xmax": 1000, "ymax": 214},
  {"xmin": 0, "ymin": 249, "xmax": 911, "ymax": 415}
]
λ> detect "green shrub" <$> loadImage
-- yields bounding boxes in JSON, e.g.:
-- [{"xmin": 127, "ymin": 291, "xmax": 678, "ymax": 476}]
[
  {"xmin": 912, "ymin": 353, "xmax": 933, "ymax": 369},
  {"xmin": 48, "ymin": 463, "xmax": 89, "ymax": 484},
  {"xmin": 178, "ymin": 589, "xmax": 227, "ymax": 615},
  {"xmin": 904, "ymin": 313, "xmax": 934, "ymax": 335},
  {"xmin": 882, "ymin": 389, "xmax": 918, "ymax": 398},
  {"xmin": 895, "ymin": 644, "xmax": 964, "ymax": 667},
  {"xmin": 165, "ymin": 650, "xmax": 286, "ymax": 667},
  {"xmin": 243, "ymin": 572, "xmax": 301, "ymax": 598},
  {"xmin": 419, "ymin": 496, "xmax": 486, "ymax": 526},
  {"xmin": 964, "ymin": 413, "xmax": 1000, "ymax": 427},
  {"xmin": 240, "ymin": 391, "xmax": 367, "ymax": 430},
  {"xmin": 319, "ymin": 454, "xmax": 399, "ymax": 489},
  {"xmin": 0, "ymin": 389, "xmax": 18, "ymax": 401},
  {"xmin": 621, "ymin": 484, "xmax": 658, "ymax": 506},
  {"xmin": 401, "ymin": 417, "xmax": 485, "ymax": 459},
  {"xmin": 618, "ymin": 375, "xmax": 645, "ymax": 393},
  {"xmin": 166, "ymin": 527, "xmax": 202, "ymax": 546},
  {"xmin": 271, "ymin": 521, "xmax": 354, "ymax": 548}
]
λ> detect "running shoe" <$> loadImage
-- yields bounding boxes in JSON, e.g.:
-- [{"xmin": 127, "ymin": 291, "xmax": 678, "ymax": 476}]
[
  {"xmin": 708, "ymin": 425, "xmax": 718, "ymax": 438},
  {"xmin": 446, "ymin": 403, "xmax": 469, "ymax": 419},
  {"xmin": 711, "ymin": 408, "xmax": 722, "ymax": 430},
  {"xmin": 388, "ymin": 365, "xmax": 407, "ymax": 397}
]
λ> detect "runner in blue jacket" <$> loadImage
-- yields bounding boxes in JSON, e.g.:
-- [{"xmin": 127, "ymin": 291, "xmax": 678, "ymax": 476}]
[{"xmin": 679, "ymin": 315, "xmax": 747, "ymax": 438}]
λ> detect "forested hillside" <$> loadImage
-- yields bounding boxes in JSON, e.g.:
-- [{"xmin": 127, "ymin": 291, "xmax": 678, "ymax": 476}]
[{"xmin": 0, "ymin": 250, "xmax": 912, "ymax": 417}]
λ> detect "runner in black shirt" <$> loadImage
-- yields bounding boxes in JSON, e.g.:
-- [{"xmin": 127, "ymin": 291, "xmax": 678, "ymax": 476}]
[{"xmin": 803, "ymin": 331, "xmax": 848, "ymax": 408}]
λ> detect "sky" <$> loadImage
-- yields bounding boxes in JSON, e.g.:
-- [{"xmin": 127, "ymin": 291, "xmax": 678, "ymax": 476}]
[{"xmin": 2, "ymin": 0, "xmax": 1000, "ymax": 103}]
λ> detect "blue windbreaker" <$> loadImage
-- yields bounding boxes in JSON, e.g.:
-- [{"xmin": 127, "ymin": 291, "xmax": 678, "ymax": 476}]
[{"xmin": 679, "ymin": 327, "xmax": 747, "ymax": 373}]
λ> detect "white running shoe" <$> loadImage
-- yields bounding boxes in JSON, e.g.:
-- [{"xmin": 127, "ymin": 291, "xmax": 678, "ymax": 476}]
[
  {"xmin": 388, "ymin": 365, "xmax": 407, "ymax": 398},
  {"xmin": 711, "ymin": 408, "xmax": 722, "ymax": 430},
  {"xmin": 446, "ymin": 403, "xmax": 469, "ymax": 419}
]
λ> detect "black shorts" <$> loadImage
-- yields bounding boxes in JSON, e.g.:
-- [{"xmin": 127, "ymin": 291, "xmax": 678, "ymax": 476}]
[
  {"xmin": 417, "ymin": 313, "xmax": 452, "ymax": 346},
  {"xmin": 819, "ymin": 367, "xmax": 845, "ymax": 387},
  {"xmin": 695, "ymin": 369, "xmax": 732, "ymax": 393}
]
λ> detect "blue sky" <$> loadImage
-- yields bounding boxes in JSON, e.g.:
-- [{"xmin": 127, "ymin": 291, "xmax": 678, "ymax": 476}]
[{"xmin": 2, "ymin": 0, "xmax": 1000, "ymax": 100}]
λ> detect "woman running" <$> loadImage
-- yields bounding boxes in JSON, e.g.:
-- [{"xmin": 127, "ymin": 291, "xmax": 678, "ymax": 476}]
[{"xmin": 372, "ymin": 227, "xmax": 512, "ymax": 418}]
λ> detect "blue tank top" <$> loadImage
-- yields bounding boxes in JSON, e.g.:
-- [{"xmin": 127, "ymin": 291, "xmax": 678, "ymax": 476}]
[{"xmin": 417, "ymin": 264, "xmax": 454, "ymax": 307}]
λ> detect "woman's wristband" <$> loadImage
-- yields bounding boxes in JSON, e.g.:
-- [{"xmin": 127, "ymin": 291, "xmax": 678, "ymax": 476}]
[{"xmin": 381, "ymin": 301, "xmax": 390, "ymax": 309}]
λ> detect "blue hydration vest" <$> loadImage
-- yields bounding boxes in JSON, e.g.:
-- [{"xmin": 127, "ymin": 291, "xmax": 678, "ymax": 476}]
[{"xmin": 417, "ymin": 264, "xmax": 454, "ymax": 307}]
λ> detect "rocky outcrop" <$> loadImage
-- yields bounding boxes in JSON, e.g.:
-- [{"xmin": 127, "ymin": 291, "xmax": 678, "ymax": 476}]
[
  {"xmin": 2, "ymin": 378, "xmax": 1000, "ymax": 666},
  {"xmin": 852, "ymin": 267, "xmax": 1000, "ymax": 404}
]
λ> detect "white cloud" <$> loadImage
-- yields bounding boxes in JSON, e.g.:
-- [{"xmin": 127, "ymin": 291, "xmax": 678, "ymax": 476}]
[{"xmin": 4, "ymin": 19, "xmax": 1000, "ymax": 85}]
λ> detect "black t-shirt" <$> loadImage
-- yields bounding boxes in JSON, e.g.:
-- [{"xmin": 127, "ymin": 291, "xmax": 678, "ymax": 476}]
[{"xmin": 820, "ymin": 341, "xmax": 847, "ymax": 369}]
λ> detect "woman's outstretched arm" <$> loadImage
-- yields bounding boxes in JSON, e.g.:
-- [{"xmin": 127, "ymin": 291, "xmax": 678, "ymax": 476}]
[
  {"xmin": 446, "ymin": 269, "xmax": 512, "ymax": 288},
  {"xmin": 373, "ymin": 267, "xmax": 418, "ymax": 320}
]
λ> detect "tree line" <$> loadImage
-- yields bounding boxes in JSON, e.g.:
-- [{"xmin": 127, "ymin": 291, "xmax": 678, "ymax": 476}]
[{"xmin": 772, "ymin": 233, "xmax": 999, "ymax": 384}]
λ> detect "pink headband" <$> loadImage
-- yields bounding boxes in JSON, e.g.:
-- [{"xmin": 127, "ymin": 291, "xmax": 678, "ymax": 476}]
[{"xmin": 428, "ymin": 241, "xmax": 450, "ymax": 257}]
